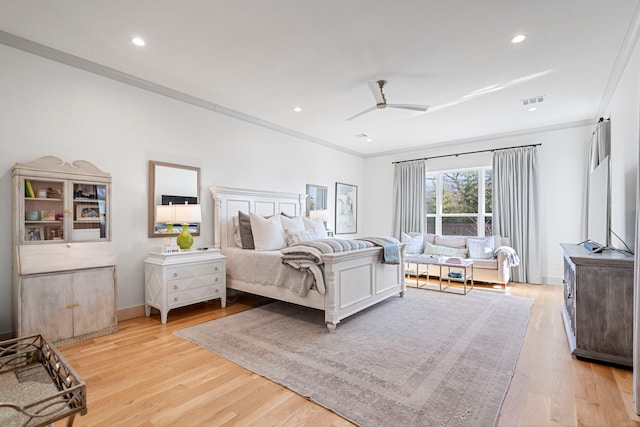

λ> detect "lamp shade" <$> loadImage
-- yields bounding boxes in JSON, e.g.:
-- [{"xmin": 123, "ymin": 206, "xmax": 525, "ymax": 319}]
[
  {"xmin": 155, "ymin": 205, "xmax": 176, "ymax": 223},
  {"xmin": 174, "ymin": 204, "xmax": 202, "ymax": 224},
  {"xmin": 310, "ymin": 209, "xmax": 329, "ymax": 222}
]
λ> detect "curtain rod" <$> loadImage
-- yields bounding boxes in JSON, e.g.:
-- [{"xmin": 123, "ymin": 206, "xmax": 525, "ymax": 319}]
[{"xmin": 392, "ymin": 143, "xmax": 542, "ymax": 164}]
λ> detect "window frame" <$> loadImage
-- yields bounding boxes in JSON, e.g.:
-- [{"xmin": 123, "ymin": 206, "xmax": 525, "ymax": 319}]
[{"xmin": 426, "ymin": 166, "xmax": 492, "ymax": 236}]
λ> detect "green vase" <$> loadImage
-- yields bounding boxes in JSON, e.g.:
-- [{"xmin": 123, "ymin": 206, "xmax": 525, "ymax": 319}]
[{"xmin": 176, "ymin": 224, "xmax": 194, "ymax": 250}]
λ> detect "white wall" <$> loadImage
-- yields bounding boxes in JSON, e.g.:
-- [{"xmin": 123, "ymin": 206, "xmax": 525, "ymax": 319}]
[
  {"xmin": 363, "ymin": 125, "xmax": 595, "ymax": 285},
  {"xmin": 605, "ymin": 36, "xmax": 640, "ymax": 253},
  {"xmin": 0, "ymin": 44, "xmax": 365, "ymax": 335}
]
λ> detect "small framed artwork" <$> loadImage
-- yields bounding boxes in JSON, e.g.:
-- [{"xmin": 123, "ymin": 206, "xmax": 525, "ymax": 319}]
[
  {"xmin": 26, "ymin": 226, "xmax": 43, "ymax": 242},
  {"xmin": 45, "ymin": 226, "xmax": 63, "ymax": 240},
  {"xmin": 76, "ymin": 203, "xmax": 100, "ymax": 221},
  {"xmin": 335, "ymin": 182, "xmax": 357, "ymax": 234}
]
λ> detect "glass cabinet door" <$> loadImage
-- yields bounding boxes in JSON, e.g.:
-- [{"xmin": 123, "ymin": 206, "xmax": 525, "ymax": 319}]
[
  {"xmin": 72, "ymin": 182, "xmax": 108, "ymax": 241},
  {"xmin": 23, "ymin": 178, "xmax": 65, "ymax": 242}
]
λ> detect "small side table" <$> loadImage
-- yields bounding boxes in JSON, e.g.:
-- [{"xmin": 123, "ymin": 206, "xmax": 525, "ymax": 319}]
[
  {"xmin": 406, "ymin": 255, "xmax": 474, "ymax": 295},
  {"xmin": 144, "ymin": 249, "xmax": 226, "ymax": 324}
]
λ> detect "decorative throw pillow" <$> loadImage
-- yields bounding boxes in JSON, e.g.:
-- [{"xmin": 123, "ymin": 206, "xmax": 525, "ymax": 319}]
[
  {"xmin": 401, "ymin": 232, "xmax": 424, "ymax": 254},
  {"xmin": 467, "ymin": 237, "xmax": 495, "ymax": 259},
  {"xmin": 423, "ymin": 241, "xmax": 468, "ymax": 257},
  {"xmin": 302, "ymin": 216, "xmax": 328, "ymax": 238},
  {"xmin": 285, "ymin": 229, "xmax": 319, "ymax": 246},
  {"xmin": 249, "ymin": 212, "xmax": 287, "ymax": 251},
  {"xmin": 237, "ymin": 210, "xmax": 255, "ymax": 249},
  {"xmin": 280, "ymin": 215, "xmax": 305, "ymax": 232}
]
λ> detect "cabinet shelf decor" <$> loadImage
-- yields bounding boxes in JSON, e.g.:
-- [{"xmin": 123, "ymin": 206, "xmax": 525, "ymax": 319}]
[{"xmin": 12, "ymin": 156, "xmax": 117, "ymax": 346}]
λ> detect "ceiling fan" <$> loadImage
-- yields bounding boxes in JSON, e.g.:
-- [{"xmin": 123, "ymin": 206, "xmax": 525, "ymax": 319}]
[{"xmin": 346, "ymin": 80, "xmax": 429, "ymax": 121}]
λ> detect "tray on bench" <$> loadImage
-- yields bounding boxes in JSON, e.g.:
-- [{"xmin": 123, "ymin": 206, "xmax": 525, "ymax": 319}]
[{"xmin": 0, "ymin": 335, "xmax": 86, "ymax": 427}]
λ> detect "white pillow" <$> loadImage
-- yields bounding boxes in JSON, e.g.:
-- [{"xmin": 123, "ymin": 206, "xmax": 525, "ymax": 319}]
[
  {"xmin": 285, "ymin": 229, "xmax": 319, "ymax": 246},
  {"xmin": 401, "ymin": 232, "xmax": 424, "ymax": 254},
  {"xmin": 249, "ymin": 212, "xmax": 287, "ymax": 251},
  {"xmin": 467, "ymin": 237, "xmax": 495, "ymax": 259},
  {"xmin": 302, "ymin": 216, "xmax": 328, "ymax": 238},
  {"xmin": 280, "ymin": 215, "xmax": 305, "ymax": 232}
]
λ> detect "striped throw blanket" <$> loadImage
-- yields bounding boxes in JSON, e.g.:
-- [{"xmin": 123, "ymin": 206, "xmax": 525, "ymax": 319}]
[{"xmin": 280, "ymin": 239, "xmax": 374, "ymax": 295}]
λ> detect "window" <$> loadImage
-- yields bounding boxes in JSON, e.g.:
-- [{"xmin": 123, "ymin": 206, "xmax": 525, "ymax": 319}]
[{"xmin": 425, "ymin": 167, "xmax": 492, "ymax": 236}]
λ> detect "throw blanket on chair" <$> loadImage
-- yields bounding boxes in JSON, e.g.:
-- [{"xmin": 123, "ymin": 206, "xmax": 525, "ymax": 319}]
[
  {"xmin": 495, "ymin": 246, "xmax": 521, "ymax": 266},
  {"xmin": 357, "ymin": 236, "xmax": 401, "ymax": 264},
  {"xmin": 280, "ymin": 239, "xmax": 374, "ymax": 295}
]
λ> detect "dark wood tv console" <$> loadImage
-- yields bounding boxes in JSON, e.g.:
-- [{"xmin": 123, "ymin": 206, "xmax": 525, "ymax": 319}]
[{"xmin": 560, "ymin": 243, "xmax": 634, "ymax": 368}]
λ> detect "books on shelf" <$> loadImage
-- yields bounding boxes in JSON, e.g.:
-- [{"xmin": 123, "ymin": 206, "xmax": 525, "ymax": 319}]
[{"xmin": 25, "ymin": 180, "xmax": 35, "ymax": 198}]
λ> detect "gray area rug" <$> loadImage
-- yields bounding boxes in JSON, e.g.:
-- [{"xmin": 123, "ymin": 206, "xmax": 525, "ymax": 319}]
[{"xmin": 175, "ymin": 288, "xmax": 533, "ymax": 426}]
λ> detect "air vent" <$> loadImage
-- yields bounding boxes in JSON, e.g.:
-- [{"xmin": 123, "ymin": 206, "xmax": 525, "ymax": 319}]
[{"xmin": 522, "ymin": 96, "xmax": 545, "ymax": 106}]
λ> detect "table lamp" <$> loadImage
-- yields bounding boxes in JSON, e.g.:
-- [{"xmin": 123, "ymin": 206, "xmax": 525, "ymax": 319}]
[{"xmin": 174, "ymin": 203, "xmax": 202, "ymax": 250}]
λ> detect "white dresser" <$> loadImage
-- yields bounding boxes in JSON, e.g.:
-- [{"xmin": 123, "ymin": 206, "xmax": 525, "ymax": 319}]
[{"xmin": 144, "ymin": 249, "xmax": 226, "ymax": 324}]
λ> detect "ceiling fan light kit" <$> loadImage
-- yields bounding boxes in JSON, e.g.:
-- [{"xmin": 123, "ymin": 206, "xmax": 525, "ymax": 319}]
[{"xmin": 346, "ymin": 79, "xmax": 429, "ymax": 121}]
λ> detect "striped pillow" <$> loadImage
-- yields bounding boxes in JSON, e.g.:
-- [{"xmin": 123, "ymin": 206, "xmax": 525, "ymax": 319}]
[
  {"xmin": 286, "ymin": 229, "xmax": 319, "ymax": 246},
  {"xmin": 423, "ymin": 241, "xmax": 468, "ymax": 257}
]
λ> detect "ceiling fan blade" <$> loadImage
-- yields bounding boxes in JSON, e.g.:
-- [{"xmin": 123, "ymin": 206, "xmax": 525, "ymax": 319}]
[
  {"xmin": 345, "ymin": 106, "xmax": 376, "ymax": 121},
  {"xmin": 387, "ymin": 104, "xmax": 429, "ymax": 112},
  {"xmin": 367, "ymin": 80, "xmax": 386, "ymax": 105}
]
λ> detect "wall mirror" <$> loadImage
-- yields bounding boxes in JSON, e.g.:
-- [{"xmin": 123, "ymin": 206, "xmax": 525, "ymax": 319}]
[
  {"xmin": 306, "ymin": 184, "xmax": 328, "ymax": 222},
  {"xmin": 148, "ymin": 160, "xmax": 201, "ymax": 238}
]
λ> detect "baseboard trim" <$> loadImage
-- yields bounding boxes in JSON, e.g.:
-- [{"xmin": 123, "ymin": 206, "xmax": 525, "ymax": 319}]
[
  {"xmin": 543, "ymin": 276, "xmax": 564, "ymax": 285},
  {"xmin": 118, "ymin": 305, "xmax": 146, "ymax": 322}
]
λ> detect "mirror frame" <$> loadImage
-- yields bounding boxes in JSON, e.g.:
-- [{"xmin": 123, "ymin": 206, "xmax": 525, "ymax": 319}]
[{"xmin": 148, "ymin": 160, "xmax": 201, "ymax": 238}]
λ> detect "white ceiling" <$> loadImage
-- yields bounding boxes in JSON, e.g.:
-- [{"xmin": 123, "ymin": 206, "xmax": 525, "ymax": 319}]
[{"xmin": 1, "ymin": 1, "xmax": 639, "ymax": 157}]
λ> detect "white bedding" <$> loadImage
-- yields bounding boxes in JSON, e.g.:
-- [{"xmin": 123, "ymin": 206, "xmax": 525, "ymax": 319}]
[{"xmin": 224, "ymin": 247, "xmax": 316, "ymax": 296}]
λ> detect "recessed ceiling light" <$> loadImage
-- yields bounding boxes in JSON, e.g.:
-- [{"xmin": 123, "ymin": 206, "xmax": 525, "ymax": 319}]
[
  {"xmin": 511, "ymin": 34, "xmax": 526, "ymax": 44},
  {"xmin": 293, "ymin": 107, "xmax": 302, "ymax": 112},
  {"xmin": 131, "ymin": 37, "xmax": 146, "ymax": 47},
  {"xmin": 366, "ymin": 138, "xmax": 373, "ymax": 142},
  {"xmin": 528, "ymin": 107, "xmax": 537, "ymax": 111}
]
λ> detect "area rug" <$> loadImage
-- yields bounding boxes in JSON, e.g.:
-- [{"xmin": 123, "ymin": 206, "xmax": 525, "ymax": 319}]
[{"xmin": 175, "ymin": 288, "xmax": 533, "ymax": 426}]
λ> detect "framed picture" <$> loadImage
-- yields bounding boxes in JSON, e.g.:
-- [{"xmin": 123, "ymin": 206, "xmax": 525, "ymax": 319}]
[
  {"xmin": 335, "ymin": 182, "xmax": 357, "ymax": 234},
  {"xmin": 26, "ymin": 226, "xmax": 43, "ymax": 241},
  {"xmin": 76, "ymin": 203, "xmax": 100, "ymax": 221},
  {"xmin": 45, "ymin": 226, "xmax": 63, "ymax": 240}
]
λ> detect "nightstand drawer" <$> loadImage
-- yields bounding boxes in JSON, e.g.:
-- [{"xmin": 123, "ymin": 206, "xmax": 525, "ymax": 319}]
[
  {"xmin": 168, "ymin": 273, "xmax": 224, "ymax": 293},
  {"xmin": 168, "ymin": 284, "xmax": 224, "ymax": 307},
  {"xmin": 167, "ymin": 261, "xmax": 224, "ymax": 280}
]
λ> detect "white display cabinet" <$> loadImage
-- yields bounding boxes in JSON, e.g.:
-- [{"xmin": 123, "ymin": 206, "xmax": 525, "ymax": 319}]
[{"xmin": 12, "ymin": 156, "xmax": 117, "ymax": 346}]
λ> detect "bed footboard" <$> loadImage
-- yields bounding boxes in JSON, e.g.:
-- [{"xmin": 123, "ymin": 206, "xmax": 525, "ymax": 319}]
[{"xmin": 323, "ymin": 246, "xmax": 406, "ymax": 331}]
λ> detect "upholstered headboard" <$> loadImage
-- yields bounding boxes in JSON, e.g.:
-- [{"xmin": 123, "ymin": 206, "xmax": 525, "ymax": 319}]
[{"xmin": 208, "ymin": 185, "xmax": 306, "ymax": 251}]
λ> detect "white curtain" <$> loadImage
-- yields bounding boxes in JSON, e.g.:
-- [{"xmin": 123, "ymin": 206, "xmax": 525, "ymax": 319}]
[
  {"xmin": 392, "ymin": 160, "xmax": 425, "ymax": 238},
  {"xmin": 492, "ymin": 146, "xmax": 542, "ymax": 284}
]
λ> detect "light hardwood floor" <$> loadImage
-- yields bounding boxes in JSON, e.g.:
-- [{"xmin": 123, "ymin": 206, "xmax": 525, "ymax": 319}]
[{"xmin": 54, "ymin": 283, "xmax": 640, "ymax": 427}]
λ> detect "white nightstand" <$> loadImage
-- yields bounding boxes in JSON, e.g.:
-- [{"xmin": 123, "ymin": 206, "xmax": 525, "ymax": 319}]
[{"xmin": 144, "ymin": 249, "xmax": 226, "ymax": 324}]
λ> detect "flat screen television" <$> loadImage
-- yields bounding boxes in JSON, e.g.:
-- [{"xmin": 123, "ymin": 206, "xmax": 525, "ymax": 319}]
[
  {"xmin": 586, "ymin": 155, "xmax": 610, "ymax": 251},
  {"xmin": 584, "ymin": 119, "xmax": 611, "ymax": 252},
  {"xmin": 161, "ymin": 194, "xmax": 197, "ymax": 205}
]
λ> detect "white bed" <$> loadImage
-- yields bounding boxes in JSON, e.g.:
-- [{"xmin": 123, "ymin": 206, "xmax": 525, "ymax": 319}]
[{"xmin": 209, "ymin": 185, "xmax": 406, "ymax": 331}]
